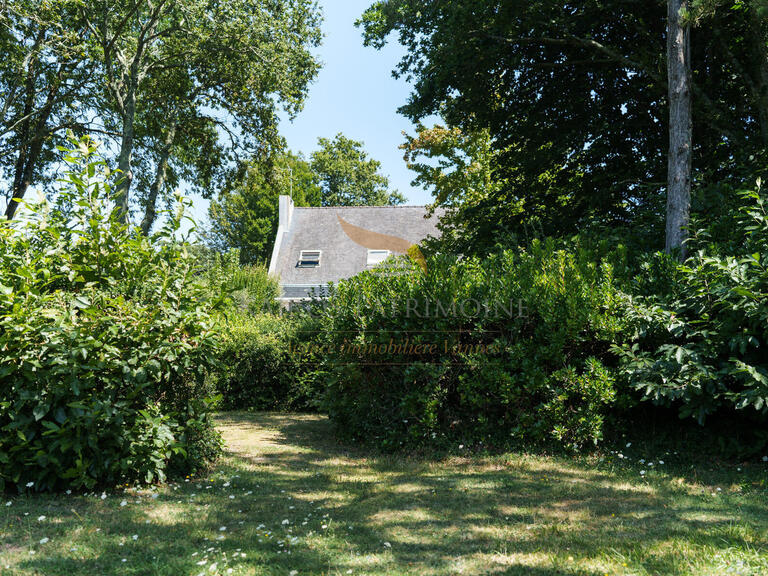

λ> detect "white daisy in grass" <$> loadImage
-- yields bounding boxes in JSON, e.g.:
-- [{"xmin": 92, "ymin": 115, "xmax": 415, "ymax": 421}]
[
  {"xmin": 219, "ymin": 526, "xmax": 227, "ymax": 532},
  {"xmin": 5, "ymin": 502, "xmax": 11, "ymax": 507},
  {"xmin": 26, "ymin": 482, "xmax": 34, "ymax": 488},
  {"xmin": 120, "ymin": 500, "xmax": 127, "ymax": 507},
  {"xmin": 37, "ymin": 516, "xmax": 46, "ymax": 522},
  {"xmin": 39, "ymin": 538, "xmax": 49, "ymax": 545}
]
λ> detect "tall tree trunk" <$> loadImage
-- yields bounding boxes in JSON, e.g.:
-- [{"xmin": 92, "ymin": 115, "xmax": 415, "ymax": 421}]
[
  {"xmin": 7, "ymin": 129, "xmax": 49, "ymax": 220},
  {"xmin": 140, "ymin": 121, "xmax": 177, "ymax": 235},
  {"xmin": 665, "ymin": 0, "xmax": 692, "ymax": 258},
  {"xmin": 6, "ymin": 37, "xmax": 40, "ymax": 220},
  {"xmin": 6, "ymin": 68, "xmax": 63, "ymax": 220},
  {"xmin": 114, "ymin": 82, "xmax": 137, "ymax": 223}
]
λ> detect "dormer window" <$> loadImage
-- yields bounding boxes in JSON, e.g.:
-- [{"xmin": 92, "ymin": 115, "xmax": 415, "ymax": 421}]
[
  {"xmin": 366, "ymin": 249, "xmax": 390, "ymax": 267},
  {"xmin": 298, "ymin": 250, "xmax": 321, "ymax": 268}
]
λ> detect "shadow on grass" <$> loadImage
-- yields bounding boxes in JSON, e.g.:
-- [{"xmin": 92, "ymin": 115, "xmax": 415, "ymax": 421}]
[{"xmin": 9, "ymin": 411, "xmax": 768, "ymax": 576}]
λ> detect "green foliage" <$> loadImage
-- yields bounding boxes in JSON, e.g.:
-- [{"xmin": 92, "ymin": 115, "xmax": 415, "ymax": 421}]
[
  {"xmin": 211, "ymin": 313, "xmax": 324, "ymax": 412},
  {"xmin": 0, "ymin": 138, "xmax": 222, "ymax": 492},
  {"xmin": 311, "ymin": 133, "xmax": 406, "ymax": 206},
  {"xmin": 208, "ymin": 135, "xmax": 407, "ymax": 262},
  {"xmin": 193, "ymin": 246, "xmax": 279, "ymax": 314},
  {"xmin": 0, "ymin": 0, "xmax": 94, "ymax": 219},
  {"xmin": 1, "ymin": 0, "xmax": 323, "ymax": 229},
  {"xmin": 318, "ymin": 241, "xmax": 624, "ymax": 451},
  {"xmin": 616, "ymin": 183, "xmax": 768, "ymax": 440},
  {"xmin": 94, "ymin": 0, "xmax": 323, "ymax": 224},
  {"xmin": 207, "ymin": 151, "xmax": 320, "ymax": 264},
  {"xmin": 358, "ymin": 0, "xmax": 768, "ymax": 252}
]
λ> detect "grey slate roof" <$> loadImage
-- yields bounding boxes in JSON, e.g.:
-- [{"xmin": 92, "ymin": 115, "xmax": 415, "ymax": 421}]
[{"xmin": 272, "ymin": 205, "xmax": 443, "ymax": 287}]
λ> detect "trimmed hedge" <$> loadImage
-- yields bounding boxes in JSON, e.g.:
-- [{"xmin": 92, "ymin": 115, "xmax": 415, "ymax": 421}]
[
  {"xmin": 211, "ymin": 313, "xmax": 324, "ymax": 412},
  {"xmin": 318, "ymin": 240, "xmax": 626, "ymax": 451}
]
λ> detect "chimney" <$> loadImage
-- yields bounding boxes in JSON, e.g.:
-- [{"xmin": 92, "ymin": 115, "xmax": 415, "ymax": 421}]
[
  {"xmin": 279, "ymin": 194, "xmax": 294, "ymax": 229},
  {"xmin": 269, "ymin": 195, "xmax": 294, "ymax": 277}
]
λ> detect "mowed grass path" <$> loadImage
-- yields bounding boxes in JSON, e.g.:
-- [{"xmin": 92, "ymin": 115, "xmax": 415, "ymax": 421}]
[{"xmin": 2, "ymin": 413, "xmax": 768, "ymax": 575}]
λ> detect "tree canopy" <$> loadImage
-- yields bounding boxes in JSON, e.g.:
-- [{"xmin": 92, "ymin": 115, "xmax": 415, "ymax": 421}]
[
  {"xmin": 359, "ymin": 0, "xmax": 768, "ymax": 252},
  {"xmin": 1, "ymin": 0, "xmax": 322, "ymax": 230},
  {"xmin": 311, "ymin": 133, "xmax": 406, "ymax": 207}
]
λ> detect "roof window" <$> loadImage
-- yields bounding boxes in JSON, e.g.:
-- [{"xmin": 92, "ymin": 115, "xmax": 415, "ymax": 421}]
[
  {"xmin": 366, "ymin": 249, "xmax": 390, "ymax": 267},
  {"xmin": 298, "ymin": 250, "xmax": 321, "ymax": 268}
]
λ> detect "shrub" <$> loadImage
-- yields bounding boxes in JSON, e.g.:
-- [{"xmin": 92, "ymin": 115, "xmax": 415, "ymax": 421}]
[
  {"xmin": 211, "ymin": 312, "xmax": 324, "ymax": 411},
  {"xmin": 615, "ymin": 184, "xmax": 768, "ymax": 449},
  {"xmin": 193, "ymin": 246, "xmax": 279, "ymax": 314},
  {"xmin": 0, "ymin": 138, "xmax": 222, "ymax": 492},
  {"xmin": 318, "ymin": 240, "xmax": 625, "ymax": 451}
]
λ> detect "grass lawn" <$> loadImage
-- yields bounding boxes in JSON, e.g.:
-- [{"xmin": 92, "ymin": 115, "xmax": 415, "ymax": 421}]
[{"xmin": 1, "ymin": 413, "xmax": 768, "ymax": 575}]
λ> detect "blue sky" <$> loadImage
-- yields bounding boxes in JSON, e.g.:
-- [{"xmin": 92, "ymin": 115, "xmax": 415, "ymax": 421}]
[
  {"xmin": 280, "ymin": 0, "xmax": 431, "ymax": 206},
  {"xmin": 184, "ymin": 0, "xmax": 432, "ymax": 231}
]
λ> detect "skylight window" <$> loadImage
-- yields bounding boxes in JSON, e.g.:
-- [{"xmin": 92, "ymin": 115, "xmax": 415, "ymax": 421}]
[
  {"xmin": 298, "ymin": 250, "xmax": 321, "ymax": 268},
  {"xmin": 366, "ymin": 249, "xmax": 390, "ymax": 267}
]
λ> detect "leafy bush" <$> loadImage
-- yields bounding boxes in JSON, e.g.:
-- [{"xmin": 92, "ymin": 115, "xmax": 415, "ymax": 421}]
[
  {"xmin": 616, "ymin": 184, "xmax": 768, "ymax": 446},
  {"xmin": 318, "ymin": 240, "xmax": 625, "ymax": 451},
  {"xmin": 0, "ymin": 138, "xmax": 222, "ymax": 492},
  {"xmin": 211, "ymin": 312, "xmax": 324, "ymax": 411},
  {"xmin": 193, "ymin": 246, "xmax": 279, "ymax": 314}
]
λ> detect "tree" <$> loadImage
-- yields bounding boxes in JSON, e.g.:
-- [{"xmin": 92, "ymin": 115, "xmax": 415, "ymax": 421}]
[
  {"xmin": 358, "ymin": 1, "xmax": 768, "ymax": 251},
  {"xmin": 359, "ymin": 1, "xmax": 668, "ymax": 244},
  {"xmin": 311, "ymin": 133, "xmax": 405, "ymax": 206},
  {"xmin": 665, "ymin": 0, "xmax": 692, "ymax": 256},
  {"xmin": 3, "ymin": 0, "xmax": 321, "ymax": 227},
  {"xmin": 400, "ymin": 124, "xmax": 515, "ymax": 252},
  {"xmin": 207, "ymin": 151, "xmax": 321, "ymax": 264},
  {"xmin": 1, "ymin": 0, "xmax": 96, "ymax": 220},
  {"xmin": 83, "ymin": 0, "xmax": 322, "ymax": 225}
]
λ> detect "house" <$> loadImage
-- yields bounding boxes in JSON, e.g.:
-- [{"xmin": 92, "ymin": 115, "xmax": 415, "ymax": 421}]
[{"xmin": 268, "ymin": 195, "xmax": 443, "ymax": 302}]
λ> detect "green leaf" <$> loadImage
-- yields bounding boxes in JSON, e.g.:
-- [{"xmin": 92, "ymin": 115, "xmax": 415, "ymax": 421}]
[
  {"xmin": 33, "ymin": 403, "xmax": 48, "ymax": 422},
  {"xmin": 72, "ymin": 295, "xmax": 92, "ymax": 309}
]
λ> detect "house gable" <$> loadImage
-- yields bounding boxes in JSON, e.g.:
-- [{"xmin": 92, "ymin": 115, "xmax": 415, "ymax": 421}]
[{"xmin": 269, "ymin": 196, "xmax": 443, "ymax": 299}]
